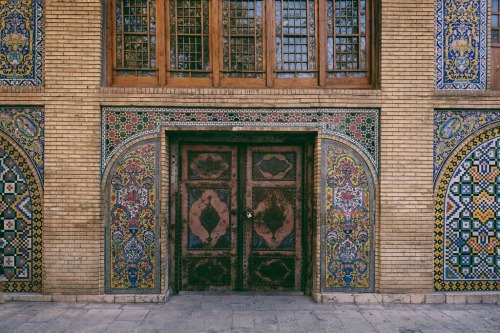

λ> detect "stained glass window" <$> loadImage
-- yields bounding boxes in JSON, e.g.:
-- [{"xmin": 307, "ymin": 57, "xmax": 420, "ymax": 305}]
[
  {"xmin": 275, "ymin": 0, "xmax": 316, "ymax": 78},
  {"xmin": 327, "ymin": 0, "xmax": 368, "ymax": 79},
  {"xmin": 169, "ymin": 0, "xmax": 210, "ymax": 78},
  {"xmin": 222, "ymin": 0, "xmax": 264, "ymax": 79},
  {"xmin": 115, "ymin": 0, "xmax": 157, "ymax": 77}
]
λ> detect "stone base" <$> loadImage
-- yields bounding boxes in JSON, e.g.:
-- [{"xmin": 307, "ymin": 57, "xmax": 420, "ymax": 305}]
[
  {"xmin": 321, "ymin": 292, "xmax": 500, "ymax": 304},
  {"xmin": 0, "ymin": 291, "xmax": 498, "ymax": 304}
]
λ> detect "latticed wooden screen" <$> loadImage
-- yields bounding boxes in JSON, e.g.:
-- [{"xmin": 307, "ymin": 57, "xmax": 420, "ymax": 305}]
[{"xmin": 107, "ymin": 0, "xmax": 375, "ymax": 87}]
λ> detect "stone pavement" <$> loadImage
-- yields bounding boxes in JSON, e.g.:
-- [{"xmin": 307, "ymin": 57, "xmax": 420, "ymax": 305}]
[{"xmin": 0, "ymin": 294, "xmax": 499, "ymax": 333}]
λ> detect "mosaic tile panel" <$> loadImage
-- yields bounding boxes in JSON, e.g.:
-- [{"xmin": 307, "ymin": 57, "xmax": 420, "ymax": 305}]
[
  {"xmin": 435, "ymin": 127, "xmax": 500, "ymax": 291},
  {"xmin": 0, "ymin": 107, "xmax": 44, "ymax": 182},
  {"xmin": 435, "ymin": 0, "xmax": 487, "ymax": 90},
  {"xmin": 0, "ymin": 135, "xmax": 42, "ymax": 292},
  {"xmin": 101, "ymin": 107, "xmax": 379, "ymax": 175},
  {"xmin": 105, "ymin": 139, "xmax": 161, "ymax": 294},
  {"xmin": 321, "ymin": 139, "xmax": 375, "ymax": 292},
  {"xmin": 434, "ymin": 110, "xmax": 500, "ymax": 183},
  {"xmin": 0, "ymin": 0, "xmax": 43, "ymax": 86}
]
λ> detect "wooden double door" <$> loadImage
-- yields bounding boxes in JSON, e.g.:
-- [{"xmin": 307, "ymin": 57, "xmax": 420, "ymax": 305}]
[{"xmin": 175, "ymin": 140, "xmax": 305, "ymax": 291}]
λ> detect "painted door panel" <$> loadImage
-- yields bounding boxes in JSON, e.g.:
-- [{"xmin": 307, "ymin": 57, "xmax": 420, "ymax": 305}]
[{"xmin": 179, "ymin": 143, "xmax": 303, "ymax": 291}]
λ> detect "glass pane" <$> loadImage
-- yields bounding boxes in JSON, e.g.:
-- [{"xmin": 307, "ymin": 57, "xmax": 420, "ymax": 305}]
[
  {"xmin": 115, "ymin": 0, "xmax": 156, "ymax": 76},
  {"xmin": 493, "ymin": 15, "xmax": 499, "ymax": 28},
  {"xmin": 222, "ymin": 0, "xmax": 264, "ymax": 78},
  {"xmin": 327, "ymin": 0, "xmax": 368, "ymax": 78},
  {"xmin": 170, "ymin": 0, "xmax": 210, "ymax": 77},
  {"xmin": 275, "ymin": 0, "xmax": 316, "ymax": 78},
  {"xmin": 494, "ymin": 1, "xmax": 499, "ymax": 13},
  {"xmin": 492, "ymin": 30, "xmax": 499, "ymax": 43}
]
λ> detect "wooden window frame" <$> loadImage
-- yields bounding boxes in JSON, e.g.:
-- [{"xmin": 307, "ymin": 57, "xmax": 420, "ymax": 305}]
[
  {"xmin": 106, "ymin": 0, "xmax": 377, "ymax": 89},
  {"xmin": 492, "ymin": 0, "xmax": 500, "ymax": 90}
]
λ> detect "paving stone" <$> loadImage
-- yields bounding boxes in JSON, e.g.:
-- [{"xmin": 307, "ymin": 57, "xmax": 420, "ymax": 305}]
[
  {"xmin": 11, "ymin": 294, "xmax": 52, "ymax": 302},
  {"xmin": 382, "ymin": 294, "xmax": 411, "ymax": 303},
  {"xmin": 354, "ymin": 294, "xmax": 382, "ymax": 304},
  {"xmin": 466, "ymin": 295, "xmax": 482, "ymax": 304},
  {"xmin": 410, "ymin": 294, "xmax": 426, "ymax": 304},
  {"xmin": 52, "ymin": 294, "xmax": 77, "ymax": 302},
  {"xmin": 481, "ymin": 294, "xmax": 497, "ymax": 304},
  {"xmin": 322, "ymin": 293, "xmax": 355, "ymax": 303},
  {"xmin": 425, "ymin": 293, "xmax": 446, "ymax": 304},
  {"xmin": 77, "ymin": 295, "xmax": 115, "ymax": 303},
  {"xmin": 0, "ymin": 295, "xmax": 499, "ymax": 333},
  {"xmin": 135, "ymin": 295, "xmax": 159, "ymax": 303},
  {"xmin": 446, "ymin": 294, "xmax": 467, "ymax": 304},
  {"xmin": 114, "ymin": 295, "xmax": 136, "ymax": 303}
]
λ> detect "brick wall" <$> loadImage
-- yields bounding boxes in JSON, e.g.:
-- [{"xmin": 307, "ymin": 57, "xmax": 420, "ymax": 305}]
[{"xmin": 2, "ymin": 0, "xmax": 499, "ymax": 295}]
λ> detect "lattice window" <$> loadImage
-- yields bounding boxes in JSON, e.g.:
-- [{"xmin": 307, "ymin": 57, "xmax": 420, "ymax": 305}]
[
  {"xmin": 107, "ymin": 0, "xmax": 376, "ymax": 87},
  {"xmin": 222, "ymin": 0, "xmax": 264, "ymax": 79},
  {"xmin": 327, "ymin": 0, "xmax": 368, "ymax": 79},
  {"xmin": 169, "ymin": 0, "xmax": 210, "ymax": 78},
  {"xmin": 115, "ymin": 0, "xmax": 157, "ymax": 77}
]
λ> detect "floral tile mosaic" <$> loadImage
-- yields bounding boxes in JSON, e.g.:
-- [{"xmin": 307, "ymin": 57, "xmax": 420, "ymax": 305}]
[
  {"xmin": 105, "ymin": 139, "xmax": 161, "ymax": 294},
  {"xmin": 0, "ymin": 0, "xmax": 43, "ymax": 86},
  {"xmin": 435, "ymin": 0, "xmax": 487, "ymax": 90},
  {"xmin": 434, "ymin": 126, "xmax": 500, "ymax": 291},
  {"xmin": 434, "ymin": 110, "xmax": 500, "ymax": 183},
  {"xmin": 101, "ymin": 107, "xmax": 379, "ymax": 176},
  {"xmin": 321, "ymin": 139, "xmax": 375, "ymax": 292},
  {"xmin": 0, "ymin": 107, "xmax": 44, "ymax": 182}
]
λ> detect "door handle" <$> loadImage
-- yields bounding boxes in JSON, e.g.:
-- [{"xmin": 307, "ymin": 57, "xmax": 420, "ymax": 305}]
[{"xmin": 245, "ymin": 211, "xmax": 253, "ymax": 219}]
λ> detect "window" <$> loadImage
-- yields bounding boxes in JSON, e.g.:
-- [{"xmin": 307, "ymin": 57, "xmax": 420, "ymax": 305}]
[
  {"xmin": 106, "ymin": 0, "xmax": 376, "ymax": 88},
  {"xmin": 492, "ymin": 0, "xmax": 500, "ymax": 89}
]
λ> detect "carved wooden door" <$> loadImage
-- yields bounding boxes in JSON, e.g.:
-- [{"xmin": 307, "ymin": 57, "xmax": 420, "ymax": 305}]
[{"xmin": 179, "ymin": 143, "xmax": 302, "ymax": 291}]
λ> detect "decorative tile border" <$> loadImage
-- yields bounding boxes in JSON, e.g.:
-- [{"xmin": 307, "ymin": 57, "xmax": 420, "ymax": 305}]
[
  {"xmin": 434, "ymin": 110, "xmax": 500, "ymax": 183},
  {"xmin": 101, "ymin": 107, "xmax": 379, "ymax": 176},
  {"xmin": 434, "ymin": 127, "xmax": 500, "ymax": 291},
  {"xmin": 0, "ymin": 107, "xmax": 44, "ymax": 183},
  {"xmin": 0, "ymin": 0, "xmax": 43, "ymax": 86},
  {"xmin": 321, "ymin": 139, "xmax": 375, "ymax": 292},
  {"xmin": 435, "ymin": 0, "xmax": 487, "ymax": 90}
]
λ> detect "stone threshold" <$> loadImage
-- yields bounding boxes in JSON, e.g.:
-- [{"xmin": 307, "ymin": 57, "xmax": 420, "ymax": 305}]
[{"xmin": 1, "ymin": 292, "xmax": 498, "ymax": 305}]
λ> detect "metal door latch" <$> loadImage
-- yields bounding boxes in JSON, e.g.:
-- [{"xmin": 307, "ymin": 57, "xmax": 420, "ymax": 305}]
[{"xmin": 246, "ymin": 211, "xmax": 253, "ymax": 219}]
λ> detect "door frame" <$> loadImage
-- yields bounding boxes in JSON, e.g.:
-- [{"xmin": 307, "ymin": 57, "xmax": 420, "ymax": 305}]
[{"xmin": 168, "ymin": 131, "xmax": 315, "ymax": 293}]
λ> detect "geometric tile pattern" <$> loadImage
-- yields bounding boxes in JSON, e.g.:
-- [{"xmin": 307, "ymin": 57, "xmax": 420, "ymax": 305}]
[
  {"xmin": 0, "ymin": 0, "xmax": 43, "ymax": 86},
  {"xmin": 436, "ymin": 0, "xmax": 487, "ymax": 90},
  {"xmin": 105, "ymin": 139, "xmax": 161, "ymax": 294},
  {"xmin": 321, "ymin": 139, "xmax": 375, "ymax": 292},
  {"xmin": 0, "ymin": 134, "xmax": 42, "ymax": 292},
  {"xmin": 434, "ymin": 110, "xmax": 500, "ymax": 183},
  {"xmin": 101, "ymin": 107, "xmax": 379, "ymax": 175},
  {"xmin": 435, "ymin": 127, "xmax": 500, "ymax": 291},
  {"xmin": 0, "ymin": 107, "xmax": 44, "ymax": 182}
]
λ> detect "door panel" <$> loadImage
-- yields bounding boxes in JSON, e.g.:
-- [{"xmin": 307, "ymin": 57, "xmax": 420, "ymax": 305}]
[
  {"xmin": 181, "ymin": 145, "xmax": 238, "ymax": 290},
  {"xmin": 179, "ymin": 143, "xmax": 303, "ymax": 291},
  {"xmin": 245, "ymin": 146, "xmax": 302, "ymax": 290}
]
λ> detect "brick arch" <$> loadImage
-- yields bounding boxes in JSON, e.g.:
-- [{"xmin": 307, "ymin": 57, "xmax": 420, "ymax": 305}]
[
  {"xmin": 434, "ymin": 126, "xmax": 500, "ymax": 291},
  {"xmin": 0, "ymin": 131, "xmax": 43, "ymax": 292}
]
